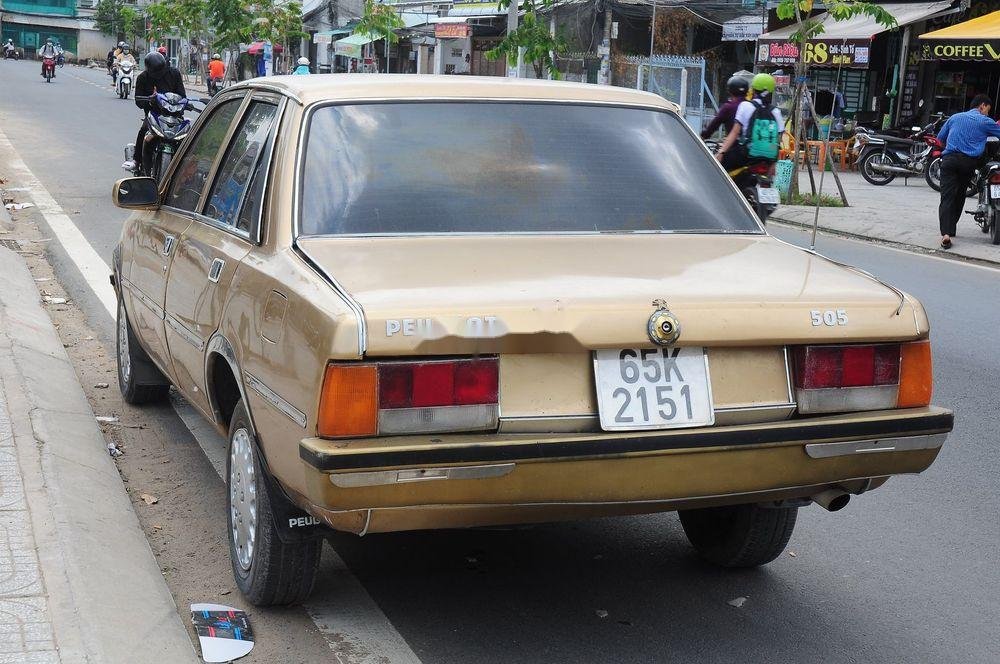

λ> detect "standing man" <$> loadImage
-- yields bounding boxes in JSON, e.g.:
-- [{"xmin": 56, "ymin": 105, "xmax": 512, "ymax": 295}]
[{"xmin": 936, "ymin": 94, "xmax": 1000, "ymax": 249}]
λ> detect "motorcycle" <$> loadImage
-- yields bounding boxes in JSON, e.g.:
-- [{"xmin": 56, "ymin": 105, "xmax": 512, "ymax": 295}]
[
  {"xmin": 706, "ymin": 141, "xmax": 779, "ymax": 223},
  {"xmin": 3, "ymin": 46, "xmax": 20, "ymax": 60},
  {"xmin": 854, "ymin": 117, "xmax": 944, "ymax": 187},
  {"xmin": 56, "ymin": 52, "xmax": 65, "ymax": 67},
  {"xmin": 116, "ymin": 61, "xmax": 134, "ymax": 99},
  {"xmin": 965, "ymin": 137, "xmax": 1000, "ymax": 245},
  {"xmin": 126, "ymin": 92, "xmax": 206, "ymax": 181},
  {"xmin": 41, "ymin": 56, "xmax": 56, "ymax": 83}
]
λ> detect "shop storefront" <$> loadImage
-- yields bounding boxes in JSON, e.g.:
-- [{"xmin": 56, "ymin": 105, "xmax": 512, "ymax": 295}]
[
  {"xmin": 334, "ymin": 32, "xmax": 379, "ymax": 73},
  {"xmin": 919, "ymin": 10, "xmax": 1000, "ymax": 115},
  {"xmin": 756, "ymin": 1, "xmax": 954, "ymax": 127}
]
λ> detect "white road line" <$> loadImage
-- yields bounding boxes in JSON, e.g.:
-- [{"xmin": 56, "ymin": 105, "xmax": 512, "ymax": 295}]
[{"xmin": 0, "ymin": 124, "xmax": 422, "ymax": 664}]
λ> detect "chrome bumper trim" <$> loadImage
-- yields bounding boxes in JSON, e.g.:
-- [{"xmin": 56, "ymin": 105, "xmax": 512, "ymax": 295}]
[
  {"xmin": 330, "ymin": 463, "xmax": 515, "ymax": 488},
  {"xmin": 804, "ymin": 433, "xmax": 947, "ymax": 459}
]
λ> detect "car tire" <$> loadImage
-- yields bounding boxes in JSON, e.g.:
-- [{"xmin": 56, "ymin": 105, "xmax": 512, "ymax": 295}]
[
  {"xmin": 678, "ymin": 503, "xmax": 797, "ymax": 568},
  {"xmin": 116, "ymin": 297, "xmax": 169, "ymax": 404},
  {"xmin": 227, "ymin": 399, "xmax": 322, "ymax": 606}
]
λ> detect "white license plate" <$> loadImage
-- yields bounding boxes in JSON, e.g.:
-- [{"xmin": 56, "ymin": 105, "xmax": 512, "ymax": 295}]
[
  {"xmin": 990, "ymin": 184, "xmax": 1000, "ymax": 200},
  {"xmin": 757, "ymin": 186, "xmax": 781, "ymax": 205},
  {"xmin": 594, "ymin": 348, "xmax": 714, "ymax": 431}
]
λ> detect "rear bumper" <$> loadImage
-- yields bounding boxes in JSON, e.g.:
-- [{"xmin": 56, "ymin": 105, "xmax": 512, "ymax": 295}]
[{"xmin": 297, "ymin": 406, "xmax": 952, "ymax": 518}]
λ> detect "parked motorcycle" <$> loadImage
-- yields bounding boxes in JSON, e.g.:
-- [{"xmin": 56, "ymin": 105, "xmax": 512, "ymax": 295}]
[
  {"xmin": 126, "ymin": 93, "xmax": 207, "ymax": 181},
  {"xmin": 42, "ymin": 56, "xmax": 56, "ymax": 83},
  {"xmin": 705, "ymin": 141, "xmax": 779, "ymax": 223},
  {"xmin": 965, "ymin": 137, "xmax": 1000, "ymax": 245},
  {"xmin": 116, "ymin": 61, "xmax": 134, "ymax": 99},
  {"xmin": 854, "ymin": 117, "xmax": 944, "ymax": 187}
]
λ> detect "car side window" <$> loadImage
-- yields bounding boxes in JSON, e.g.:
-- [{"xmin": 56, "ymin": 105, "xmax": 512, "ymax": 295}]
[
  {"xmin": 235, "ymin": 142, "xmax": 272, "ymax": 235},
  {"xmin": 164, "ymin": 99, "xmax": 242, "ymax": 212},
  {"xmin": 203, "ymin": 102, "xmax": 278, "ymax": 229}
]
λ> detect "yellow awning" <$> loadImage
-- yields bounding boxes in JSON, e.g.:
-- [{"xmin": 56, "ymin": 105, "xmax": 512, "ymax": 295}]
[{"xmin": 920, "ymin": 10, "xmax": 1000, "ymax": 39}]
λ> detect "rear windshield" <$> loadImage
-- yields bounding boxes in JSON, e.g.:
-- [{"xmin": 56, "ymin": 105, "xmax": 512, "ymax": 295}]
[{"xmin": 299, "ymin": 102, "xmax": 760, "ymax": 236}]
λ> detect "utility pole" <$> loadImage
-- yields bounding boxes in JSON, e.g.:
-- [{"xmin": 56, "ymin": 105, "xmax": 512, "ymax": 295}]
[
  {"xmin": 648, "ymin": 0, "xmax": 656, "ymax": 57},
  {"xmin": 598, "ymin": 3, "xmax": 611, "ymax": 84},
  {"xmin": 506, "ymin": 0, "xmax": 522, "ymax": 77}
]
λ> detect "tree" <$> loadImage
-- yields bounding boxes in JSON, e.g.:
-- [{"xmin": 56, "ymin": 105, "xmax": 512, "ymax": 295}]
[
  {"xmin": 95, "ymin": 0, "xmax": 145, "ymax": 45},
  {"xmin": 251, "ymin": 0, "xmax": 307, "ymax": 72},
  {"xmin": 353, "ymin": 0, "xmax": 404, "ymax": 72},
  {"xmin": 775, "ymin": 0, "xmax": 896, "ymax": 197},
  {"xmin": 486, "ymin": 0, "xmax": 567, "ymax": 79}
]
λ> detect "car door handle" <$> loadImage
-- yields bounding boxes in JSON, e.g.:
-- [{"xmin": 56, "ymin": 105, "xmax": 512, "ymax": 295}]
[
  {"xmin": 162, "ymin": 235, "xmax": 175, "ymax": 256},
  {"xmin": 208, "ymin": 258, "xmax": 225, "ymax": 283}
]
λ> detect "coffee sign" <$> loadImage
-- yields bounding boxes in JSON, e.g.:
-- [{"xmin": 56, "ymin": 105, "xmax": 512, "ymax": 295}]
[{"xmin": 920, "ymin": 40, "xmax": 1000, "ymax": 61}]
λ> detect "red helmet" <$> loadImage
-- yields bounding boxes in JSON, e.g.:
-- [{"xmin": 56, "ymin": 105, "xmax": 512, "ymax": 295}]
[{"xmin": 157, "ymin": 46, "xmax": 167, "ymax": 55}]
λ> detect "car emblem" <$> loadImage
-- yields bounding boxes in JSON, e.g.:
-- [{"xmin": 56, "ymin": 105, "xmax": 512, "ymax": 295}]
[{"xmin": 647, "ymin": 299, "xmax": 681, "ymax": 347}]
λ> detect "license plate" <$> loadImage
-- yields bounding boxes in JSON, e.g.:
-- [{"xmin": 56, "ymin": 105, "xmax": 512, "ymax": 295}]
[
  {"xmin": 594, "ymin": 348, "xmax": 714, "ymax": 431},
  {"xmin": 991, "ymin": 184, "xmax": 1000, "ymax": 200},
  {"xmin": 757, "ymin": 186, "xmax": 781, "ymax": 205}
]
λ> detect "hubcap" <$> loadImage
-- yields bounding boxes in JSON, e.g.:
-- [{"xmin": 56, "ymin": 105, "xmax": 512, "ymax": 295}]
[
  {"xmin": 117, "ymin": 302, "xmax": 131, "ymax": 385},
  {"xmin": 230, "ymin": 428, "xmax": 257, "ymax": 571}
]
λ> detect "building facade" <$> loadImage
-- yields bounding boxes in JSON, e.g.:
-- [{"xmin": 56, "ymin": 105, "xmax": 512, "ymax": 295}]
[{"xmin": 1, "ymin": 0, "xmax": 116, "ymax": 61}]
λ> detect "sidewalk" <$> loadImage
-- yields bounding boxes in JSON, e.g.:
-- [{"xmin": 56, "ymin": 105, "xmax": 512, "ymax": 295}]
[
  {"xmin": 0, "ymin": 243, "xmax": 196, "ymax": 662},
  {"xmin": 771, "ymin": 171, "xmax": 999, "ymax": 265}
]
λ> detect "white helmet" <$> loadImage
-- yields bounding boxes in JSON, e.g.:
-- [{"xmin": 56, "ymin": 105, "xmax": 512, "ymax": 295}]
[
  {"xmin": 118, "ymin": 41, "xmax": 125, "ymax": 48},
  {"xmin": 297, "ymin": 56, "xmax": 309, "ymax": 66},
  {"xmin": 212, "ymin": 53, "xmax": 221, "ymax": 59}
]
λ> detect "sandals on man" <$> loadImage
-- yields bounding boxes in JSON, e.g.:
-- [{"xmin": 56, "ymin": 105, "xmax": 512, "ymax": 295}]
[{"xmin": 940, "ymin": 237, "xmax": 952, "ymax": 249}]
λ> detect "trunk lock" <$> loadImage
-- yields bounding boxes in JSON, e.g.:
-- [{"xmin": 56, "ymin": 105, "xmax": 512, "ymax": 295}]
[{"xmin": 648, "ymin": 299, "xmax": 682, "ymax": 346}]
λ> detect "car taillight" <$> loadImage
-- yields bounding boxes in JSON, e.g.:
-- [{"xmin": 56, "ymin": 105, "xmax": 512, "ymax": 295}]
[
  {"xmin": 318, "ymin": 357, "xmax": 499, "ymax": 438},
  {"xmin": 793, "ymin": 341, "xmax": 931, "ymax": 414},
  {"xmin": 749, "ymin": 163, "xmax": 771, "ymax": 175}
]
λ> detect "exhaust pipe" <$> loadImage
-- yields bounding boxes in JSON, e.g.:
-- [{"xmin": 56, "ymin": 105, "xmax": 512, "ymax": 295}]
[
  {"xmin": 869, "ymin": 162, "xmax": 915, "ymax": 175},
  {"xmin": 811, "ymin": 489, "xmax": 851, "ymax": 512}
]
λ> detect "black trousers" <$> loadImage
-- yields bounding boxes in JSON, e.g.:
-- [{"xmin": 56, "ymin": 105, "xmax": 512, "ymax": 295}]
[{"xmin": 938, "ymin": 152, "xmax": 977, "ymax": 236}]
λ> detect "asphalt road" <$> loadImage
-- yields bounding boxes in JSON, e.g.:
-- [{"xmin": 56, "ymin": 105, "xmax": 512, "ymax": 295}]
[{"xmin": 2, "ymin": 59, "xmax": 998, "ymax": 663}]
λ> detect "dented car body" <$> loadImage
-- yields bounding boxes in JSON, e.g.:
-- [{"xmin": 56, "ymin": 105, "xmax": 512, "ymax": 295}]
[{"xmin": 112, "ymin": 76, "xmax": 952, "ymax": 605}]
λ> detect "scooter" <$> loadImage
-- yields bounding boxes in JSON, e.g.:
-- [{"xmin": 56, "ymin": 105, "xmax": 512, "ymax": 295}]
[
  {"xmin": 705, "ymin": 141, "xmax": 779, "ymax": 223},
  {"xmin": 42, "ymin": 56, "xmax": 56, "ymax": 83},
  {"xmin": 126, "ymin": 93, "xmax": 208, "ymax": 181},
  {"xmin": 116, "ymin": 61, "xmax": 134, "ymax": 99},
  {"xmin": 3, "ymin": 46, "xmax": 20, "ymax": 60},
  {"xmin": 966, "ymin": 137, "xmax": 1000, "ymax": 245}
]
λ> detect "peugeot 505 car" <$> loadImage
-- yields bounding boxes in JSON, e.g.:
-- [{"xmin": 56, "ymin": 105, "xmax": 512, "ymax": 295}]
[{"xmin": 111, "ymin": 75, "xmax": 953, "ymax": 606}]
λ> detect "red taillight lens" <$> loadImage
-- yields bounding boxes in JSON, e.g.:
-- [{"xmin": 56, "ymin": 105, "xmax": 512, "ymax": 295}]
[
  {"xmin": 749, "ymin": 163, "xmax": 771, "ymax": 175},
  {"xmin": 322, "ymin": 357, "xmax": 500, "ymax": 438},
  {"xmin": 989, "ymin": 171, "xmax": 1000, "ymax": 184},
  {"xmin": 793, "ymin": 342, "xmax": 930, "ymax": 414}
]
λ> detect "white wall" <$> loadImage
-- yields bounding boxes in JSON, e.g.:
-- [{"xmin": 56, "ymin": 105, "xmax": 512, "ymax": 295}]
[
  {"xmin": 77, "ymin": 28, "xmax": 115, "ymax": 62},
  {"xmin": 438, "ymin": 36, "xmax": 470, "ymax": 74}
]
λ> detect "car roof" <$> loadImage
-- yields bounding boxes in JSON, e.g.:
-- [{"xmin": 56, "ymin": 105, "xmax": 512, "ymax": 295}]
[{"xmin": 229, "ymin": 74, "xmax": 680, "ymax": 111}]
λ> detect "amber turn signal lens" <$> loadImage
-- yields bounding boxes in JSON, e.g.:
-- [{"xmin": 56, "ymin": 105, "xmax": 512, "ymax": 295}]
[
  {"xmin": 318, "ymin": 365, "xmax": 377, "ymax": 438},
  {"xmin": 897, "ymin": 341, "xmax": 932, "ymax": 408}
]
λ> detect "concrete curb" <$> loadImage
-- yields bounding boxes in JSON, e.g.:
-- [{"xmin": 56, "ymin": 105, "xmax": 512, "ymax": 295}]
[
  {"xmin": 770, "ymin": 214, "xmax": 1000, "ymax": 269},
  {"xmin": 0, "ymin": 246, "xmax": 198, "ymax": 663}
]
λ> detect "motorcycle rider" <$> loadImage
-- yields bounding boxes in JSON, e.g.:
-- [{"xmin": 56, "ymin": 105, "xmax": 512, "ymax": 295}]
[
  {"xmin": 208, "ymin": 53, "xmax": 225, "ymax": 93},
  {"xmin": 3, "ymin": 39, "xmax": 16, "ymax": 59},
  {"xmin": 38, "ymin": 38, "xmax": 58, "ymax": 78},
  {"xmin": 700, "ymin": 76, "xmax": 748, "ymax": 140},
  {"xmin": 123, "ymin": 51, "xmax": 187, "ymax": 175},
  {"xmin": 714, "ymin": 73, "xmax": 784, "ymax": 174},
  {"xmin": 292, "ymin": 56, "xmax": 311, "ymax": 75},
  {"xmin": 936, "ymin": 94, "xmax": 1000, "ymax": 249}
]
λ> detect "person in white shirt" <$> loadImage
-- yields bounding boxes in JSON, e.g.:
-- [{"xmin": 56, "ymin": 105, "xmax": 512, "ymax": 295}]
[{"xmin": 715, "ymin": 73, "xmax": 785, "ymax": 174}]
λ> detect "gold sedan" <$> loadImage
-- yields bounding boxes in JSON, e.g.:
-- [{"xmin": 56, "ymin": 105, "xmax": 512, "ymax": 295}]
[{"xmin": 111, "ymin": 75, "xmax": 952, "ymax": 606}]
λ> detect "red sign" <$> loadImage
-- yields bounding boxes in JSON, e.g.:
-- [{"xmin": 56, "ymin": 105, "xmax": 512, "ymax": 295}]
[
  {"xmin": 757, "ymin": 38, "xmax": 871, "ymax": 69},
  {"xmin": 435, "ymin": 23, "xmax": 471, "ymax": 39}
]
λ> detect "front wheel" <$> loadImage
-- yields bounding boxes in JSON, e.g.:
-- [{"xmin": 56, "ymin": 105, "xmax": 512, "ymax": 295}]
[
  {"xmin": 116, "ymin": 297, "xmax": 169, "ymax": 404},
  {"xmin": 679, "ymin": 503, "xmax": 798, "ymax": 568},
  {"xmin": 859, "ymin": 151, "xmax": 896, "ymax": 186},
  {"xmin": 228, "ymin": 400, "xmax": 322, "ymax": 606},
  {"xmin": 925, "ymin": 157, "xmax": 942, "ymax": 191}
]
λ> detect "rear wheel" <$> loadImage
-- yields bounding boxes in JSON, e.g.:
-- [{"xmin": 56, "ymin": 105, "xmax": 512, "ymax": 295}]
[
  {"xmin": 925, "ymin": 157, "xmax": 941, "ymax": 191},
  {"xmin": 679, "ymin": 503, "xmax": 798, "ymax": 568},
  {"xmin": 859, "ymin": 151, "xmax": 895, "ymax": 186},
  {"xmin": 991, "ymin": 208, "xmax": 1000, "ymax": 245},
  {"xmin": 228, "ymin": 400, "xmax": 322, "ymax": 606}
]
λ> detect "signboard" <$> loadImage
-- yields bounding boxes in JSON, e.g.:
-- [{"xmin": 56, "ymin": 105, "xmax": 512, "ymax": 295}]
[
  {"xmin": 314, "ymin": 33, "xmax": 333, "ymax": 44},
  {"xmin": 722, "ymin": 17, "xmax": 764, "ymax": 41},
  {"xmin": 335, "ymin": 40, "xmax": 363, "ymax": 59},
  {"xmin": 919, "ymin": 40, "xmax": 1000, "ymax": 61},
  {"xmin": 756, "ymin": 38, "xmax": 871, "ymax": 68},
  {"xmin": 435, "ymin": 23, "xmax": 471, "ymax": 39}
]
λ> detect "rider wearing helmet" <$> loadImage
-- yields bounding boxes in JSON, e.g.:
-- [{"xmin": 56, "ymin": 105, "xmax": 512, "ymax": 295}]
[
  {"xmin": 700, "ymin": 75, "xmax": 749, "ymax": 140},
  {"xmin": 114, "ymin": 44, "xmax": 136, "ymax": 82},
  {"xmin": 208, "ymin": 52, "xmax": 225, "ymax": 93},
  {"xmin": 293, "ymin": 56, "xmax": 310, "ymax": 75},
  {"xmin": 715, "ymin": 73, "xmax": 784, "ymax": 173},
  {"xmin": 125, "ymin": 51, "xmax": 187, "ymax": 174},
  {"xmin": 3, "ymin": 39, "xmax": 15, "ymax": 59},
  {"xmin": 38, "ymin": 38, "xmax": 58, "ymax": 77}
]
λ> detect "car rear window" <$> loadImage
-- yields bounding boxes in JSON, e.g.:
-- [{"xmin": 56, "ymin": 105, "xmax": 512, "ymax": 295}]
[{"xmin": 299, "ymin": 102, "xmax": 761, "ymax": 236}]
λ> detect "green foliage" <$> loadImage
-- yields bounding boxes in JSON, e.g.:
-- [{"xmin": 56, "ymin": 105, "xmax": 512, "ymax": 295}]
[
  {"xmin": 94, "ymin": 0, "xmax": 145, "ymax": 42},
  {"xmin": 486, "ymin": 0, "xmax": 567, "ymax": 79},
  {"xmin": 251, "ymin": 0, "xmax": 308, "ymax": 47},
  {"xmin": 147, "ymin": 0, "xmax": 208, "ymax": 42},
  {"xmin": 775, "ymin": 0, "xmax": 897, "ymax": 43},
  {"xmin": 210, "ymin": 0, "xmax": 254, "ymax": 50},
  {"xmin": 354, "ymin": 0, "xmax": 405, "ymax": 44}
]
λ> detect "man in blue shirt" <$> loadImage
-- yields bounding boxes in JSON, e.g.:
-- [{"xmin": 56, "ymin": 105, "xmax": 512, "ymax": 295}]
[{"xmin": 936, "ymin": 94, "xmax": 1000, "ymax": 249}]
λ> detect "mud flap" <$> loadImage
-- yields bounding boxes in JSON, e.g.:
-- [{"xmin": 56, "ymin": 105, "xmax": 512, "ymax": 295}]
[{"xmin": 255, "ymin": 445, "xmax": 326, "ymax": 545}]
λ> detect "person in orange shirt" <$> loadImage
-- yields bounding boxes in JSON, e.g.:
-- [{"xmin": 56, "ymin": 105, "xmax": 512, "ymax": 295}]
[{"xmin": 208, "ymin": 53, "xmax": 225, "ymax": 95}]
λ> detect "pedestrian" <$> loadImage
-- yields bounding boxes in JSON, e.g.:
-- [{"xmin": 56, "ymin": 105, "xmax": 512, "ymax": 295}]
[{"xmin": 936, "ymin": 94, "xmax": 1000, "ymax": 249}]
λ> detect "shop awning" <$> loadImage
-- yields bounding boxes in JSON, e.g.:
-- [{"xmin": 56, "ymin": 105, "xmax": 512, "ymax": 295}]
[
  {"xmin": 334, "ymin": 33, "xmax": 378, "ymax": 59},
  {"xmin": 757, "ymin": 1, "xmax": 954, "ymax": 68},
  {"xmin": 919, "ymin": 10, "xmax": 1000, "ymax": 60},
  {"xmin": 449, "ymin": 0, "xmax": 506, "ymax": 17}
]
